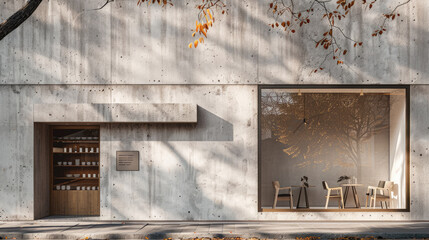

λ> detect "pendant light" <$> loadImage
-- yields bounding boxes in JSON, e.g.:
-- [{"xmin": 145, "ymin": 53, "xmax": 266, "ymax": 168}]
[{"xmin": 303, "ymin": 94, "xmax": 307, "ymax": 125}]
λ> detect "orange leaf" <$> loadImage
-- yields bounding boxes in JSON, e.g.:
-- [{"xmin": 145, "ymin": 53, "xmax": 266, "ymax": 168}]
[
  {"xmin": 194, "ymin": 40, "xmax": 198, "ymax": 48},
  {"xmin": 188, "ymin": 43, "xmax": 193, "ymax": 48}
]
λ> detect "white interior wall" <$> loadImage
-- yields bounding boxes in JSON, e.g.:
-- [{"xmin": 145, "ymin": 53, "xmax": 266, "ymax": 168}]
[{"xmin": 389, "ymin": 94, "xmax": 407, "ymax": 208}]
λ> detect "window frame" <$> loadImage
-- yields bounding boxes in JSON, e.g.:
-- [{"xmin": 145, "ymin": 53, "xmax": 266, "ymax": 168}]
[{"xmin": 257, "ymin": 84, "xmax": 410, "ymax": 212}]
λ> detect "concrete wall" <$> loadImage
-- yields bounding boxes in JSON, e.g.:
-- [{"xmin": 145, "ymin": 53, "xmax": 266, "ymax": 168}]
[
  {"xmin": 0, "ymin": 85, "xmax": 259, "ymax": 220},
  {"xmin": 0, "ymin": 0, "xmax": 429, "ymax": 221},
  {"xmin": 0, "ymin": 0, "xmax": 427, "ymax": 85},
  {"xmin": 0, "ymin": 84, "xmax": 427, "ymax": 221}
]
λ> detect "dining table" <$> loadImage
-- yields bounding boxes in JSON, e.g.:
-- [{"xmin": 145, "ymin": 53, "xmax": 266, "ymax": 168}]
[
  {"xmin": 341, "ymin": 183, "xmax": 363, "ymax": 208},
  {"xmin": 291, "ymin": 185, "xmax": 315, "ymax": 209}
]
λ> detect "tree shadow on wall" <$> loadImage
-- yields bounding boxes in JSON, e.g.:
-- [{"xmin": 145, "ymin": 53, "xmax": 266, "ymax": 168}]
[{"xmin": 103, "ymin": 106, "xmax": 233, "ymax": 142}]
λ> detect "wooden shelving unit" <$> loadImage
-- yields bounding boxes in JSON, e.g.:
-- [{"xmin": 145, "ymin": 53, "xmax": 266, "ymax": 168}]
[{"xmin": 50, "ymin": 125, "xmax": 100, "ymax": 216}]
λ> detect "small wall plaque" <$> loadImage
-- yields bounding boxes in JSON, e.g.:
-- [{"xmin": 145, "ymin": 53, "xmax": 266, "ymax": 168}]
[{"xmin": 116, "ymin": 151, "xmax": 139, "ymax": 171}]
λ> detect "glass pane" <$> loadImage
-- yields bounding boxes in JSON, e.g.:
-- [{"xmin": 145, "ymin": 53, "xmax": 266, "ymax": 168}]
[{"xmin": 260, "ymin": 88, "xmax": 407, "ymax": 210}]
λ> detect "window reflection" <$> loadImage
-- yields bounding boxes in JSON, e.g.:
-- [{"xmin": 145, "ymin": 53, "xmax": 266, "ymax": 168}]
[{"xmin": 260, "ymin": 88, "xmax": 407, "ymax": 210}]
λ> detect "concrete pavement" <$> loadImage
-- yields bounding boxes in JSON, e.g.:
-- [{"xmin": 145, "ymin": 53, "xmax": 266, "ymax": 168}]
[{"xmin": 1, "ymin": 220, "xmax": 429, "ymax": 239}]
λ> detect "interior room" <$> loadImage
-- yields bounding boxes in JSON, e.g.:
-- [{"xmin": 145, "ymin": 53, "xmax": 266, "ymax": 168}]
[{"xmin": 259, "ymin": 87, "xmax": 408, "ymax": 211}]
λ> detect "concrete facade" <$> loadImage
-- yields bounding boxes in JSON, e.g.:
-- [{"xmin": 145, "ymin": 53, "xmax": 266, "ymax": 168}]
[{"xmin": 0, "ymin": 0, "xmax": 428, "ymax": 221}]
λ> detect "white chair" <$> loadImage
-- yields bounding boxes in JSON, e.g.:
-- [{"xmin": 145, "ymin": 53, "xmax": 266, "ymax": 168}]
[
  {"xmin": 272, "ymin": 181, "xmax": 293, "ymax": 209},
  {"xmin": 368, "ymin": 181, "xmax": 394, "ymax": 209},
  {"xmin": 365, "ymin": 180, "xmax": 385, "ymax": 208},
  {"xmin": 322, "ymin": 181, "xmax": 344, "ymax": 209}
]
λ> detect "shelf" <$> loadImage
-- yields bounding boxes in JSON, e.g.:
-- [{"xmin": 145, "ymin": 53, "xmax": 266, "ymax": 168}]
[
  {"xmin": 51, "ymin": 126, "xmax": 101, "ymax": 216},
  {"xmin": 54, "ymin": 165, "xmax": 99, "ymax": 167},
  {"xmin": 55, "ymin": 177, "xmax": 100, "ymax": 180},
  {"xmin": 53, "ymin": 190, "xmax": 99, "ymax": 192},
  {"xmin": 53, "ymin": 152, "xmax": 99, "ymax": 154},
  {"xmin": 54, "ymin": 140, "xmax": 99, "ymax": 143}
]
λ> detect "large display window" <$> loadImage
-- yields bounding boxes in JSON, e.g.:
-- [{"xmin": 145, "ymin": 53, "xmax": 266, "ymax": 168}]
[{"xmin": 258, "ymin": 86, "xmax": 409, "ymax": 211}]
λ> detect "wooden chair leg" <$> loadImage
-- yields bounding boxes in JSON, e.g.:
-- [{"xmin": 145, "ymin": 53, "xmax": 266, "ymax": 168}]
[
  {"xmin": 365, "ymin": 195, "xmax": 368, "ymax": 208},
  {"xmin": 273, "ymin": 195, "xmax": 278, "ymax": 209},
  {"xmin": 325, "ymin": 190, "xmax": 330, "ymax": 209},
  {"xmin": 340, "ymin": 189, "xmax": 344, "ymax": 209},
  {"xmin": 290, "ymin": 193, "xmax": 294, "ymax": 209}
]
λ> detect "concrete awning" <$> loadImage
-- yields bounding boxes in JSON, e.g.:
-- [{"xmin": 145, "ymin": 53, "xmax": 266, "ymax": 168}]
[{"xmin": 33, "ymin": 103, "xmax": 197, "ymax": 123}]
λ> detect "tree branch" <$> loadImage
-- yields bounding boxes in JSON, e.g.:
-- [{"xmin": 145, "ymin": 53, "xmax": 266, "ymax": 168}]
[{"xmin": 0, "ymin": 0, "xmax": 43, "ymax": 41}]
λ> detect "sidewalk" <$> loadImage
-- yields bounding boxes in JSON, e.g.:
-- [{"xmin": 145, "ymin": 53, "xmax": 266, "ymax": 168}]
[{"xmin": 1, "ymin": 220, "xmax": 429, "ymax": 240}]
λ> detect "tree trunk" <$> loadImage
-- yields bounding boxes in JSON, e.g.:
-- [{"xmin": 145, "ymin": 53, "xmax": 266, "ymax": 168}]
[
  {"xmin": 355, "ymin": 141, "xmax": 361, "ymax": 180},
  {"xmin": 0, "ymin": 0, "xmax": 43, "ymax": 41}
]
